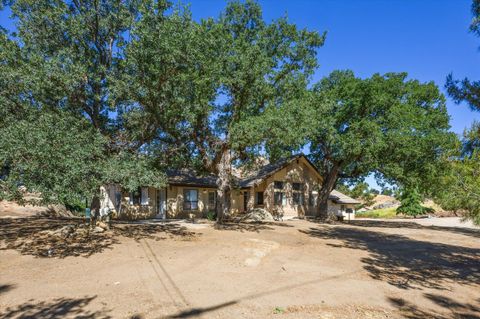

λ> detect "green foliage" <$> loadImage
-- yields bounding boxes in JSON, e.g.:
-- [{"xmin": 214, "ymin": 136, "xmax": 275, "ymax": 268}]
[
  {"xmin": 445, "ymin": 0, "xmax": 480, "ymax": 112},
  {"xmin": 396, "ymin": 188, "xmax": 433, "ymax": 217},
  {"xmin": 349, "ymin": 182, "xmax": 369, "ymax": 199},
  {"xmin": 0, "ymin": 0, "xmax": 167, "ymax": 205},
  {"xmin": 102, "ymin": 152, "xmax": 166, "ymax": 193},
  {"xmin": 0, "ymin": 111, "xmax": 106, "ymax": 204},
  {"xmin": 310, "ymin": 71, "xmax": 453, "ymax": 187},
  {"xmin": 361, "ymin": 192, "xmax": 376, "ymax": 208},
  {"xmin": 432, "ymin": 124, "xmax": 480, "ymax": 225},
  {"xmin": 381, "ymin": 188, "xmax": 394, "ymax": 196},
  {"xmin": 206, "ymin": 211, "xmax": 217, "ymax": 221},
  {"xmin": 295, "ymin": 70, "xmax": 455, "ymax": 214},
  {"xmin": 273, "ymin": 307, "xmax": 285, "ymax": 314},
  {"xmin": 440, "ymin": 2, "xmax": 480, "ymax": 225},
  {"xmin": 117, "ymin": 0, "xmax": 325, "ymax": 220},
  {"xmin": 335, "ymin": 183, "xmax": 351, "ymax": 196},
  {"xmin": 0, "ymin": 0, "xmax": 462, "ymax": 224},
  {"xmin": 0, "ymin": 110, "xmax": 166, "ymax": 204}
]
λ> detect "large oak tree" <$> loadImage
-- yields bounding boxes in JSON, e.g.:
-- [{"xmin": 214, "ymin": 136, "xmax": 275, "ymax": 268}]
[
  {"xmin": 0, "ymin": 0, "xmax": 167, "ymax": 207},
  {"xmin": 304, "ymin": 71, "xmax": 455, "ymax": 217},
  {"xmin": 119, "ymin": 0, "xmax": 325, "ymax": 221}
]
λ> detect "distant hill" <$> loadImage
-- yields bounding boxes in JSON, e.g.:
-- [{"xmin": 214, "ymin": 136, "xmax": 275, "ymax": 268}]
[{"xmin": 357, "ymin": 194, "xmax": 399, "ymax": 211}]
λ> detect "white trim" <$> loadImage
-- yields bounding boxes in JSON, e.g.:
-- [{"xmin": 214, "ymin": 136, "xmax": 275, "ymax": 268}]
[{"xmin": 141, "ymin": 187, "xmax": 149, "ymax": 206}]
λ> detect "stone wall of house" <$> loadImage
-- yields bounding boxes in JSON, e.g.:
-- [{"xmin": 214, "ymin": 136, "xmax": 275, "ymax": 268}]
[
  {"xmin": 245, "ymin": 156, "xmax": 322, "ymax": 219},
  {"xmin": 166, "ymin": 185, "xmax": 217, "ymax": 219}
]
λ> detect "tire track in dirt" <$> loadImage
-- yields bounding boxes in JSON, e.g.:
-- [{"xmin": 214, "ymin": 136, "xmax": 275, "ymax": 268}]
[{"xmin": 140, "ymin": 239, "xmax": 191, "ymax": 312}]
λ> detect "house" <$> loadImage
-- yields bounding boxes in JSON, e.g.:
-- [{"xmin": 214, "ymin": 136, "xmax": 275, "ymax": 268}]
[{"xmin": 99, "ymin": 154, "xmax": 360, "ymax": 220}]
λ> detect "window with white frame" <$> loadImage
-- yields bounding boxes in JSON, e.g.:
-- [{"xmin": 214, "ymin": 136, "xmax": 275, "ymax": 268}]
[
  {"xmin": 292, "ymin": 183, "xmax": 304, "ymax": 205},
  {"xmin": 274, "ymin": 191, "xmax": 285, "ymax": 206},
  {"xmin": 141, "ymin": 187, "xmax": 149, "ymax": 206},
  {"xmin": 129, "ymin": 187, "xmax": 141, "ymax": 205},
  {"xmin": 183, "ymin": 189, "xmax": 199, "ymax": 210},
  {"xmin": 274, "ymin": 181, "xmax": 285, "ymax": 206}
]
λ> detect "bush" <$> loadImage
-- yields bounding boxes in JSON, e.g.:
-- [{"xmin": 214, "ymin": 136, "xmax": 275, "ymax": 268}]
[
  {"xmin": 396, "ymin": 188, "xmax": 434, "ymax": 217},
  {"xmin": 206, "ymin": 211, "xmax": 217, "ymax": 221}
]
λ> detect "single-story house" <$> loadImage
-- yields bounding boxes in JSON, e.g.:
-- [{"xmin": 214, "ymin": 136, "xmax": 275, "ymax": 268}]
[{"xmin": 99, "ymin": 154, "xmax": 360, "ymax": 220}]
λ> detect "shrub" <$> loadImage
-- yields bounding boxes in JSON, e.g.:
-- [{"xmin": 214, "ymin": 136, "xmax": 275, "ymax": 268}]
[
  {"xmin": 206, "ymin": 211, "xmax": 217, "ymax": 221},
  {"xmin": 396, "ymin": 188, "xmax": 434, "ymax": 217}
]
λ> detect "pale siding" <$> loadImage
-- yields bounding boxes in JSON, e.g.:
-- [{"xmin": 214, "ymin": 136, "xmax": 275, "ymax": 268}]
[
  {"xmin": 327, "ymin": 200, "xmax": 356, "ymax": 220},
  {"xmin": 166, "ymin": 185, "xmax": 216, "ymax": 219},
  {"xmin": 112, "ymin": 186, "xmax": 160, "ymax": 220},
  {"xmin": 105, "ymin": 156, "xmax": 359, "ymax": 220},
  {"xmin": 248, "ymin": 157, "xmax": 322, "ymax": 219}
]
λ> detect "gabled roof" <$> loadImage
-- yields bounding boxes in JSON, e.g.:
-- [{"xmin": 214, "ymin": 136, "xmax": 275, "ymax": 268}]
[
  {"xmin": 165, "ymin": 154, "xmax": 318, "ymax": 189},
  {"xmin": 239, "ymin": 154, "xmax": 322, "ymax": 188},
  {"xmin": 329, "ymin": 189, "xmax": 361, "ymax": 204},
  {"xmin": 166, "ymin": 169, "xmax": 217, "ymax": 188}
]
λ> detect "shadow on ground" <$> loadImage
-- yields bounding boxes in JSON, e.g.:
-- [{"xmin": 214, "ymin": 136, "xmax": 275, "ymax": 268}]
[
  {"xmin": 0, "ymin": 296, "xmax": 110, "ymax": 319},
  {"xmin": 0, "ymin": 217, "xmax": 197, "ymax": 258},
  {"xmin": 214, "ymin": 221, "xmax": 293, "ymax": 232},
  {"xmin": 389, "ymin": 293, "xmax": 480, "ymax": 319},
  {"xmin": 112, "ymin": 223, "xmax": 197, "ymax": 241},
  {"xmin": 0, "ymin": 284, "xmax": 15, "ymax": 295},
  {"xmin": 300, "ymin": 225, "xmax": 480, "ymax": 290}
]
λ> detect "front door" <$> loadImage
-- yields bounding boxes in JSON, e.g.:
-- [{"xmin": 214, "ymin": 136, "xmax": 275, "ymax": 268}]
[{"xmin": 156, "ymin": 188, "xmax": 166, "ymax": 219}]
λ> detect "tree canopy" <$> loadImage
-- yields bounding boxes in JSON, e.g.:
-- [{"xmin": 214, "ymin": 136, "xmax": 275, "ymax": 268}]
[
  {"xmin": 116, "ymin": 0, "xmax": 325, "ymax": 220},
  {"xmin": 434, "ymin": 0, "xmax": 480, "ymax": 225},
  {"xmin": 0, "ymin": 0, "xmax": 167, "ymax": 206},
  {"xmin": 396, "ymin": 187, "xmax": 433, "ymax": 218},
  {"xmin": 1, "ymin": 0, "xmax": 473, "ymax": 224},
  {"xmin": 302, "ymin": 70, "xmax": 455, "ymax": 216}
]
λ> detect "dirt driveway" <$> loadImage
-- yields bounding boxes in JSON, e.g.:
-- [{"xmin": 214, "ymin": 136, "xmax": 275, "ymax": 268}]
[{"xmin": 0, "ymin": 217, "xmax": 479, "ymax": 318}]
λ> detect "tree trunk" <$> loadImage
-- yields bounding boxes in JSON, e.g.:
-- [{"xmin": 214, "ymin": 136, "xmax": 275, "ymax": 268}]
[
  {"xmin": 216, "ymin": 148, "xmax": 232, "ymax": 223},
  {"xmin": 316, "ymin": 167, "xmax": 339, "ymax": 220},
  {"xmin": 90, "ymin": 196, "xmax": 101, "ymax": 227}
]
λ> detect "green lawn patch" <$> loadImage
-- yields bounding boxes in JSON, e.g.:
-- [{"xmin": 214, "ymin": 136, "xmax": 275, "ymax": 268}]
[{"xmin": 356, "ymin": 207, "xmax": 398, "ymax": 219}]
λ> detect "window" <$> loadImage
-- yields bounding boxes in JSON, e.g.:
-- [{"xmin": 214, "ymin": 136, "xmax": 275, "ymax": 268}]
[
  {"xmin": 292, "ymin": 183, "xmax": 303, "ymax": 191},
  {"xmin": 129, "ymin": 187, "xmax": 141, "ymax": 205},
  {"xmin": 141, "ymin": 187, "xmax": 149, "ymax": 206},
  {"xmin": 208, "ymin": 191, "xmax": 216, "ymax": 208},
  {"xmin": 183, "ymin": 189, "xmax": 198, "ymax": 210},
  {"xmin": 308, "ymin": 191, "xmax": 315, "ymax": 206},
  {"xmin": 274, "ymin": 192, "xmax": 284, "ymax": 206},
  {"xmin": 274, "ymin": 181, "xmax": 284, "ymax": 189},
  {"xmin": 292, "ymin": 183, "xmax": 304, "ymax": 205},
  {"xmin": 255, "ymin": 192, "xmax": 264, "ymax": 205},
  {"xmin": 341, "ymin": 205, "xmax": 346, "ymax": 212},
  {"xmin": 292, "ymin": 192, "xmax": 304, "ymax": 205}
]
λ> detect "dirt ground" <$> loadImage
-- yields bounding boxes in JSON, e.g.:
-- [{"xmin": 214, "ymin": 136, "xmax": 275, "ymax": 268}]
[{"xmin": 0, "ymin": 217, "xmax": 479, "ymax": 319}]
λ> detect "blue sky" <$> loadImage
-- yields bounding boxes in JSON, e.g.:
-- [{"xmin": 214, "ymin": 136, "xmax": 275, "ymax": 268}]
[{"xmin": 1, "ymin": 1, "xmax": 479, "ymax": 189}]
